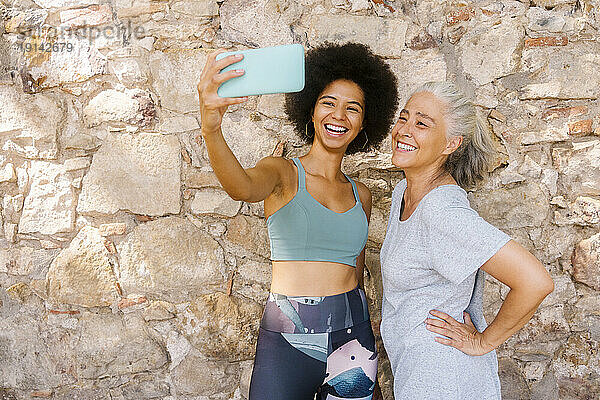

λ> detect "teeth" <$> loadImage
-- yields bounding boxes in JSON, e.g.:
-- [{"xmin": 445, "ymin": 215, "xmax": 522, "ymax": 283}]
[
  {"xmin": 325, "ymin": 124, "xmax": 348, "ymax": 133},
  {"xmin": 397, "ymin": 142, "xmax": 417, "ymax": 151}
]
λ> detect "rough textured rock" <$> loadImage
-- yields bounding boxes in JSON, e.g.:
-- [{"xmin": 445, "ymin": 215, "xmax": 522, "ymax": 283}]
[
  {"xmin": 77, "ymin": 132, "xmax": 181, "ymax": 216},
  {"xmin": 149, "ymin": 49, "xmax": 208, "ymax": 114},
  {"xmin": 117, "ymin": 216, "xmax": 227, "ymax": 302},
  {"xmin": 218, "ymin": 113, "xmax": 278, "ymax": 168},
  {"xmin": 19, "ymin": 161, "xmax": 75, "ymax": 235},
  {"xmin": 468, "ymin": 182, "xmax": 549, "ymax": 230},
  {"xmin": 75, "ymin": 313, "xmax": 168, "ymax": 379},
  {"xmin": 460, "ymin": 18, "xmax": 523, "ymax": 85},
  {"xmin": 83, "ymin": 88, "xmax": 156, "ymax": 127},
  {"xmin": 553, "ymin": 140, "xmax": 600, "ymax": 196},
  {"xmin": 224, "ymin": 215, "xmax": 270, "ymax": 258},
  {"xmin": 572, "ymin": 233, "xmax": 600, "ymax": 290},
  {"xmin": 178, "ymin": 292, "xmax": 262, "ymax": 361},
  {"xmin": 171, "ymin": 350, "xmax": 240, "ymax": 397},
  {"xmin": 308, "ymin": 15, "xmax": 408, "ymax": 57},
  {"xmin": 0, "ymin": 86, "xmax": 62, "ymax": 159},
  {"xmin": 27, "ymin": 35, "xmax": 107, "ymax": 88},
  {"xmin": 46, "ymin": 226, "xmax": 120, "ymax": 307},
  {"xmin": 521, "ymin": 43, "xmax": 600, "ymax": 100},
  {"xmin": 219, "ymin": 0, "xmax": 295, "ymax": 47},
  {"xmin": 191, "ymin": 189, "xmax": 241, "ymax": 217}
]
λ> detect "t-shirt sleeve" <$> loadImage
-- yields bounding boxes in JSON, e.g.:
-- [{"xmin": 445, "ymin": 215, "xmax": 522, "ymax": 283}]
[{"xmin": 423, "ymin": 201, "xmax": 511, "ymax": 284}]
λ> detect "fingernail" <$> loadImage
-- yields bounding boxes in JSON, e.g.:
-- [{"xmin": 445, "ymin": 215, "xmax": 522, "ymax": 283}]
[
  {"xmin": 236, "ymin": 69, "xmax": 244, "ymax": 74},
  {"xmin": 236, "ymin": 54, "xmax": 243, "ymax": 59}
]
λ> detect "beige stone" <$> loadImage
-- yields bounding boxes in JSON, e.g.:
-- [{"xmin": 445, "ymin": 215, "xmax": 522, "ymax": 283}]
[
  {"xmin": 27, "ymin": 35, "xmax": 107, "ymax": 89},
  {"xmin": 569, "ymin": 197, "xmax": 600, "ymax": 226},
  {"xmin": 149, "ymin": 49, "xmax": 208, "ymax": 114},
  {"xmin": 552, "ymin": 140, "xmax": 600, "ymax": 196},
  {"xmin": 46, "ymin": 226, "xmax": 119, "ymax": 307},
  {"xmin": 19, "ymin": 161, "xmax": 75, "ymax": 235},
  {"xmin": 75, "ymin": 313, "xmax": 168, "ymax": 379},
  {"xmin": 171, "ymin": 350, "xmax": 240, "ymax": 396},
  {"xmin": 171, "ymin": 0, "xmax": 219, "ymax": 17},
  {"xmin": 220, "ymin": 0, "xmax": 295, "ymax": 48},
  {"xmin": 460, "ymin": 18, "xmax": 523, "ymax": 85},
  {"xmin": 572, "ymin": 233, "xmax": 600, "ymax": 290},
  {"xmin": 59, "ymin": 4, "xmax": 113, "ymax": 28},
  {"xmin": 0, "ymin": 86, "xmax": 62, "ymax": 159},
  {"xmin": 308, "ymin": 15, "xmax": 408, "ymax": 57},
  {"xmin": 191, "ymin": 189, "xmax": 241, "ymax": 217},
  {"xmin": 219, "ymin": 113, "xmax": 278, "ymax": 168},
  {"xmin": 83, "ymin": 88, "xmax": 156, "ymax": 127},
  {"xmin": 225, "ymin": 215, "xmax": 270, "ymax": 257},
  {"xmin": 468, "ymin": 182, "xmax": 549, "ymax": 229},
  {"xmin": 77, "ymin": 132, "xmax": 181, "ymax": 216},
  {"xmin": 178, "ymin": 292, "xmax": 262, "ymax": 361},
  {"xmin": 386, "ymin": 48, "xmax": 447, "ymax": 103},
  {"xmin": 116, "ymin": 216, "xmax": 226, "ymax": 302},
  {"xmin": 521, "ymin": 45, "xmax": 600, "ymax": 100}
]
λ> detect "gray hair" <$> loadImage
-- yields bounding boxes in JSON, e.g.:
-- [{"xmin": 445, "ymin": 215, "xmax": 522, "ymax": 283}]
[{"xmin": 411, "ymin": 81, "xmax": 496, "ymax": 188}]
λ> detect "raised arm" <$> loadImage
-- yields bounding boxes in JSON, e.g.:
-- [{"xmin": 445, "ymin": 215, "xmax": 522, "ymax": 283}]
[
  {"xmin": 427, "ymin": 240, "xmax": 554, "ymax": 355},
  {"xmin": 196, "ymin": 49, "xmax": 282, "ymax": 202}
]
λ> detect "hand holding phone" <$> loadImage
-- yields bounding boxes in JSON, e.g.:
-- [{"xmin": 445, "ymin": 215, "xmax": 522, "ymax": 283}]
[
  {"xmin": 215, "ymin": 44, "xmax": 305, "ymax": 98},
  {"xmin": 197, "ymin": 50, "xmax": 250, "ymax": 135}
]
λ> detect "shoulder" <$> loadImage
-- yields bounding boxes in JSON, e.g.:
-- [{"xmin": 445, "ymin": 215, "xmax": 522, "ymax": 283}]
[{"xmin": 355, "ymin": 180, "xmax": 372, "ymax": 206}]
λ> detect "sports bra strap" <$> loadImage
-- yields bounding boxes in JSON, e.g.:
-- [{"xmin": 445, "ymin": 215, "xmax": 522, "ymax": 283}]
[
  {"xmin": 343, "ymin": 173, "xmax": 361, "ymax": 204},
  {"xmin": 291, "ymin": 158, "xmax": 306, "ymax": 188}
]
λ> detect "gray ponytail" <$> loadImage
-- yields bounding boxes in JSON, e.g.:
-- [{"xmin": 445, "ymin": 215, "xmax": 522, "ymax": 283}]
[{"xmin": 412, "ymin": 81, "xmax": 496, "ymax": 188}]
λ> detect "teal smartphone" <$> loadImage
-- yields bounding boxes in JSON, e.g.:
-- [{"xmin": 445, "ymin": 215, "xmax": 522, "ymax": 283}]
[{"xmin": 215, "ymin": 44, "xmax": 305, "ymax": 98}]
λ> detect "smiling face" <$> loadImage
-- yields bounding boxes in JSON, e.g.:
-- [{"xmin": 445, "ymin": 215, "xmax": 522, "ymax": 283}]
[
  {"xmin": 311, "ymin": 79, "xmax": 365, "ymax": 152},
  {"xmin": 390, "ymin": 91, "xmax": 462, "ymax": 172}
]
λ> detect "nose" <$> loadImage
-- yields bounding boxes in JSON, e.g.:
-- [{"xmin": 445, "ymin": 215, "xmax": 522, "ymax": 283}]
[
  {"xmin": 331, "ymin": 104, "xmax": 345, "ymax": 120},
  {"xmin": 394, "ymin": 120, "xmax": 412, "ymax": 138}
]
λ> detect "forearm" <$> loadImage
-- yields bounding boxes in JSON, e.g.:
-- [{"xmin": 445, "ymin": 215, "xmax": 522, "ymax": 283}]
[
  {"xmin": 198, "ymin": 128, "xmax": 253, "ymax": 200},
  {"xmin": 481, "ymin": 287, "xmax": 546, "ymax": 349}
]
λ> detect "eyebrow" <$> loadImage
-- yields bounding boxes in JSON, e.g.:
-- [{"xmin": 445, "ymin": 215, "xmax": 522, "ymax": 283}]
[
  {"xmin": 319, "ymin": 95, "xmax": 364, "ymax": 111},
  {"xmin": 400, "ymin": 109, "xmax": 436, "ymax": 125}
]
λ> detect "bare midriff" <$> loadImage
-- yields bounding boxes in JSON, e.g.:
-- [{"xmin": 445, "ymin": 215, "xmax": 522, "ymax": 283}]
[{"xmin": 270, "ymin": 260, "xmax": 359, "ymax": 296}]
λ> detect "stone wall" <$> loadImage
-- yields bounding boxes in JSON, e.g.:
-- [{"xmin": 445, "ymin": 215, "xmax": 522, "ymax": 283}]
[{"xmin": 0, "ymin": 0, "xmax": 599, "ymax": 399}]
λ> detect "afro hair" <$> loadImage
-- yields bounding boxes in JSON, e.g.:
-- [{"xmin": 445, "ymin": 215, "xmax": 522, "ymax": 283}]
[{"xmin": 285, "ymin": 42, "xmax": 398, "ymax": 155}]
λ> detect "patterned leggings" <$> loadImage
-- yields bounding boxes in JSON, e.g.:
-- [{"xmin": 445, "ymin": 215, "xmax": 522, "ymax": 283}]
[{"xmin": 249, "ymin": 286, "xmax": 378, "ymax": 400}]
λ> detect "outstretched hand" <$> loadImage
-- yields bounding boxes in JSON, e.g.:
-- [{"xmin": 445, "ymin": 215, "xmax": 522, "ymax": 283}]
[
  {"xmin": 196, "ymin": 49, "xmax": 248, "ymax": 135},
  {"xmin": 425, "ymin": 310, "xmax": 495, "ymax": 356}
]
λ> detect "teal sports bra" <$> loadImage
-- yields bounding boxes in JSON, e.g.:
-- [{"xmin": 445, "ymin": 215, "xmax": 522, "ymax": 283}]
[{"xmin": 266, "ymin": 158, "xmax": 369, "ymax": 268}]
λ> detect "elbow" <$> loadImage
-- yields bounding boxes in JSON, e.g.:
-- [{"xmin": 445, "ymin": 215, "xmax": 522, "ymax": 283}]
[
  {"xmin": 541, "ymin": 275, "xmax": 554, "ymax": 297},
  {"xmin": 228, "ymin": 190, "xmax": 250, "ymax": 202}
]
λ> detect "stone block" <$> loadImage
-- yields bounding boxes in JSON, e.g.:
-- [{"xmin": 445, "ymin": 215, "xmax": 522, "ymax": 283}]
[
  {"xmin": 308, "ymin": 15, "xmax": 408, "ymax": 57},
  {"xmin": 459, "ymin": 18, "xmax": 523, "ymax": 86},
  {"xmin": 552, "ymin": 140, "xmax": 600, "ymax": 196},
  {"xmin": 19, "ymin": 161, "xmax": 75, "ymax": 235},
  {"xmin": 46, "ymin": 226, "xmax": 120, "ymax": 307},
  {"xmin": 77, "ymin": 132, "xmax": 181, "ymax": 216},
  {"xmin": 83, "ymin": 88, "xmax": 156, "ymax": 127},
  {"xmin": 178, "ymin": 292, "xmax": 262, "ymax": 360},
  {"xmin": 191, "ymin": 189, "xmax": 241, "ymax": 217},
  {"xmin": 572, "ymin": 233, "xmax": 600, "ymax": 290},
  {"xmin": 117, "ymin": 216, "xmax": 226, "ymax": 302}
]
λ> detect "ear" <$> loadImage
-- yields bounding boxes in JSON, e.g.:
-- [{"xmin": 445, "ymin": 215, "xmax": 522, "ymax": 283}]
[{"xmin": 442, "ymin": 135, "xmax": 463, "ymax": 155}]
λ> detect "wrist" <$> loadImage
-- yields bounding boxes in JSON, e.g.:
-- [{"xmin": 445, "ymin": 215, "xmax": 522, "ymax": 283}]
[
  {"xmin": 480, "ymin": 331, "xmax": 498, "ymax": 352},
  {"xmin": 200, "ymin": 127, "xmax": 221, "ymax": 138}
]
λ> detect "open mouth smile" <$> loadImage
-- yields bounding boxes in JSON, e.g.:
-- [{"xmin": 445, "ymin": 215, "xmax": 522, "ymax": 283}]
[
  {"xmin": 324, "ymin": 123, "xmax": 349, "ymax": 136},
  {"xmin": 396, "ymin": 141, "xmax": 417, "ymax": 152}
]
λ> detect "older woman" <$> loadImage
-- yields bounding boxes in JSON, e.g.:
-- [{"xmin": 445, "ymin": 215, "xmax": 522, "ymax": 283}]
[
  {"xmin": 380, "ymin": 82, "xmax": 554, "ymax": 399},
  {"xmin": 197, "ymin": 42, "xmax": 397, "ymax": 400}
]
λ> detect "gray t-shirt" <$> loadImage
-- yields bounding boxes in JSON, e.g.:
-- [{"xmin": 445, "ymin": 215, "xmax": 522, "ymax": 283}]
[{"xmin": 380, "ymin": 179, "xmax": 511, "ymax": 399}]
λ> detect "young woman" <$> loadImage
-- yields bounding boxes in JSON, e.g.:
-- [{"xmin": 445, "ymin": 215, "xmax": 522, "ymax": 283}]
[
  {"xmin": 196, "ymin": 42, "xmax": 397, "ymax": 400},
  {"xmin": 380, "ymin": 82, "xmax": 554, "ymax": 399}
]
